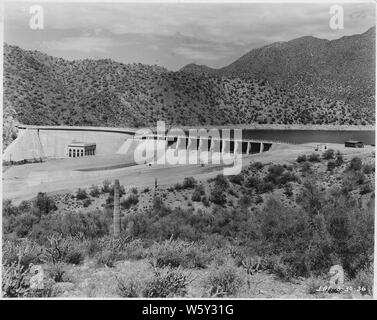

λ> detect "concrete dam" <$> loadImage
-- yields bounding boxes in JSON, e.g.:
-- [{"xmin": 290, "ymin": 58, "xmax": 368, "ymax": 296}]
[{"xmin": 3, "ymin": 125, "xmax": 279, "ymax": 163}]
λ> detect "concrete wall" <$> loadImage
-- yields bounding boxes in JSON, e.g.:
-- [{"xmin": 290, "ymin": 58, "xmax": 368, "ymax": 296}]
[
  {"xmin": 38, "ymin": 129, "xmax": 133, "ymax": 158},
  {"xmin": 3, "ymin": 129, "xmax": 46, "ymax": 162},
  {"xmin": 3, "ymin": 125, "xmax": 275, "ymax": 162},
  {"xmin": 3, "ymin": 127, "xmax": 134, "ymax": 161}
]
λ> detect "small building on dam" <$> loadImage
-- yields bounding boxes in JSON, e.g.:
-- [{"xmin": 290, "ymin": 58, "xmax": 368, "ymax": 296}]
[{"xmin": 68, "ymin": 141, "xmax": 96, "ymax": 157}]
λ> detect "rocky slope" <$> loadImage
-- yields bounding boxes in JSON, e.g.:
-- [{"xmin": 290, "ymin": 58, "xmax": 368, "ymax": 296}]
[
  {"xmin": 182, "ymin": 27, "xmax": 375, "ymax": 116},
  {"xmin": 3, "ymin": 28, "xmax": 375, "ymax": 149}
]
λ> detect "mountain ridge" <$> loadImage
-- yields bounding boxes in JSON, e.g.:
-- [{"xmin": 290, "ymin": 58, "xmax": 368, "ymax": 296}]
[
  {"xmin": 181, "ymin": 26, "xmax": 375, "ymax": 108},
  {"xmin": 3, "ymin": 27, "xmax": 375, "ymax": 149}
]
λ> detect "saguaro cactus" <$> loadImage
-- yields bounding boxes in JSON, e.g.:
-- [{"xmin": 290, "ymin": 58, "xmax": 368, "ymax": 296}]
[{"xmin": 113, "ymin": 179, "xmax": 121, "ymax": 238}]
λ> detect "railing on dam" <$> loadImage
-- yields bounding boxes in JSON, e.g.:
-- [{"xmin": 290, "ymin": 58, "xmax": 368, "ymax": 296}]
[
  {"xmin": 17, "ymin": 125, "xmax": 297, "ymax": 145},
  {"xmin": 17, "ymin": 125, "xmax": 138, "ymax": 135}
]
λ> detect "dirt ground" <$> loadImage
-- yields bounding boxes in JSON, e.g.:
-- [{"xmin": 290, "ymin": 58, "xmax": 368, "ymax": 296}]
[
  {"xmin": 3, "ymin": 142, "xmax": 374, "ymax": 204},
  {"xmin": 47, "ymin": 258, "xmax": 372, "ymax": 299}
]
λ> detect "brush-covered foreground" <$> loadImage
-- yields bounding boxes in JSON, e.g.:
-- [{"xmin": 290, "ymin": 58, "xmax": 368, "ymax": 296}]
[{"xmin": 2, "ymin": 149, "xmax": 374, "ymax": 298}]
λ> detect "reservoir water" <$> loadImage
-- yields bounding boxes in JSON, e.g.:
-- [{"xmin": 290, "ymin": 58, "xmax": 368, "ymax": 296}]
[{"xmin": 241, "ymin": 130, "xmax": 375, "ymax": 145}]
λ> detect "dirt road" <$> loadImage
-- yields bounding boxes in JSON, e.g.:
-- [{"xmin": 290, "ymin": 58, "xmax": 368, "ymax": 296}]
[{"xmin": 3, "ymin": 143, "xmax": 373, "ymax": 203}]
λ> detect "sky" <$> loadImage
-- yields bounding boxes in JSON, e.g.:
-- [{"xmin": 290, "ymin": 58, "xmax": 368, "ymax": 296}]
[{"xmin": 3, "ymin": 1, "xmax": 376, "ymax": 70}]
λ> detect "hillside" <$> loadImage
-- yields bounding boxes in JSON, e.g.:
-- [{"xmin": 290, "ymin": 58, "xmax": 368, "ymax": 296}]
[
  {"xmin": 182, "ymin": 27, "xmax": 375, "ymax": 115},
  {"xmin": 3, "ymin": 30, "xmax": 375, "ymax": 149}
]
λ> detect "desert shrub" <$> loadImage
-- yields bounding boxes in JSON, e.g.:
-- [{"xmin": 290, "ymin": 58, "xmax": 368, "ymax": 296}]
[
  {"xmin": 151, "ymin": 196, "xmax": 171, "ymax": 217},
  {"xmin": 335, "ymin": 152, "xmax": 344, "ymax": 166},
  {"xmin": 2, "ymin": 259, "xmax": 31, "ymax": 297},
  {"xmin": 326, "ymin": 200, "xmax": 374, "ymax": 278},
  {"xmin": 296, "ymin": 180, "xmax": 324, "ymax": 216},
  {"xmin": 96, "ymin": 235, "xmax": 133, "ymax": 255},
  {"xmin": 250, "ymin": 161, "xmax": 264, "ymax": 170},
  {"xmin": 4, "ymin": 200, "xmax": 32, "ymax": 218},
  {"xmin": 296, "ymin": 154, "xmax": 307, "ymax": 163},
  {"xmin": 286, "ymin": 165, "xmax": 293, "ymax": 171},
  {"xmin": 203, "ymin": 264, "xmax": 244, "ymax": 297},
  {"xmin": 352, "ymin": 268, "xmax": 373, "ymax": 295},
  {"xmin": 360, "ymin": 183, "xmax": 373, "ymax": 195},
  {"xmin": 95, "ymin": 249, "xmax": 118, "ymax": 268},
  {"xmin": 195, "ymin": 183, "xmax": 205, "ymax": 195},
  {"xmin": 2, "ymin": 240, "xmax": 49, "ymax": 297},
  {"xmin": 239, "ymin": 195, "xmax": 252, "ymax": 207},
  {"xmin": 122, "ymin": 239, "xmax": 146, "ymax": 260},
  {"xmin": 284, "ymin": 183, "xmax": 293, "ymax": 197},
  {"xmin": 191, "ymin": 184, "xmax": 205, "ymax": 202},
  {"xmin": 121, "ymin": 194, "xmax": 139, "ymax": 210},
  {"xmin": 202, "ymin": 196, "xmax": 210, "ymax": 207},
  {"xmin": 308, "ymin": 153, "xmax": 321, "ymax": 162},
  {"xmin": 255, "ymin": 195, "xmax": 263, "ymax": 204},
  {"xmin": 83, "ymin": 199, "xmax": 92, "ymax": 207},
  {"xmin": 126, "ymin": 187, "xmax": 137, "ymax": 195},
  {"xmin": 341, "ymin": 171, "xmax": 366, "ymax": 192},
  {"xmin": 121, "ymin": 175, "xmax": 374, "ymax": 279},
  {"xmin": 148, "ymin": 239, "xmax": 210, "ymax": 269},
  {"xmin": 327, "ymin": 160, "xmax": 336, "ymax": 171},
  {"xmin": 182, "ymin": 177, "xmax": 197, "ymax": 189},
  {"xmin": 279, "ymin": 172, "xmax": 299, "ymax": 185},
  {"xmin": 125, "ymin": 204, "xmax": 201, "ymax": 241},
  {"xmin": 235, "ymin": 254, "xmax": 261, "ymax": 275},
  {"xmin": 191, "ymin": 189, "xmax": 202, "ymax": 202},
  {"xmin": 229, "ymin": 174, "xmax": 244, "ymax": 185},
  {"xmin": 349, "ymin": 157, "xmax": 362, "ymax": 171},
  {"xmin": 267, "ymin": 164, "xmax": 285, "ymax": 177},
  {"xmin": 102, "ymin": 179, "xmax": 112, "ymax": 193},
  {"xmin": 264, "ymin": 255, "xmax": 297, "ymax": 281},
  {"xmin": 362, "ymin": 163, "xmax": 374, "ymax": 174},
  {"xmin": 260, "ymin": 196, "xmax": 334, "ymax": 277},
  {"xmin": 210, "ymin": 188, "xmax": 227, "ymax": 206},
  {"xmin": 245, "ymin": 176, "xmax": 260, "ymax": 189},
  {"xmin": 33, "ymin": 192, "xmax": 57, "ymax": 217},
  {"xmin": 322, "ymin": 149, "xmax": 335, "ymax": 160},
  {"xmin": 300, "ymin": 162, "xmax": 312, "ymax": 174},
  {"xmin": 30, "ymin": 210, "xmax": 111, "ymax": 241},
  {"xmin": 89, "ymin": 185, "xmax": 101, "ymax": 197},
  {"xmin": 174, "ymin": 182, "xmax": 183, "ymax": 190},
  {"xmin": 257, "ymin": 181, "xmax": 274, "ymax": 194},
  {"xmin": 298, "ymin": 184, "xmax": 374, "ymax": 278},
  {"xmin": 212, "ymin": 174, "xmax": 229, "ymax": 191},
  {"xmin": 3, "ymin": 199, "xmax": 20, "ymax": 217},
  {"xmin": 202, "ymin": 235, "xmax": 229, "ymax": 251},
  {"xmin": 76, "ymin": 188, "xmax": 88, "ymax": 200},
  {"xmin": 13, "ymin": 213, "xmax": 39, "ymax": 237},
  {"xmin": 64, "ymin": 247, "xmax": 85, "ymax": 265},
  {"xmin": 264, "ymin": 165, "xmax": 297, "ymax": 187},
  {"xmin": 85, "ymin": 239, "xmax": 101, "ymax": 258},
  {"xmin": 2, "ymin": 239, "xmax": 43, "ymax": 270},
  {"xmin": 39, "ymin": 235, "xmax": 77, "ymax": 264},
  {"xmin": 116, "ymin": 276, "xmax": 141, "ymax": 297},
  {"xmin": 142, "ymin": 266, "xmax": 191, "ymax": 297},
  {"xmin": 46, "ymin": 262, "xmax": 70, "ymax": 282}
]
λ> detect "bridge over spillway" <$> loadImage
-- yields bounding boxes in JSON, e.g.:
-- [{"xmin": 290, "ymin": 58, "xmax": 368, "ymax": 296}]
[{"xmin": 3, "ymin": 125, "xmax": 293, "ymax": 163}]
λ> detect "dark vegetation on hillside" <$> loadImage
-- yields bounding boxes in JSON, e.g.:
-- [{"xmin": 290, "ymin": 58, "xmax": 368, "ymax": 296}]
[
  {"xmin": 3, "ymin": 152, "xmax": 374, "ymax": 297},
  {"xmin": 182, "ymin": 27, "xmax": 375, "ymax": 122},
  {"xmin": 3, "ymin": 27, "xmax": 375, "ymax": 148}
]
